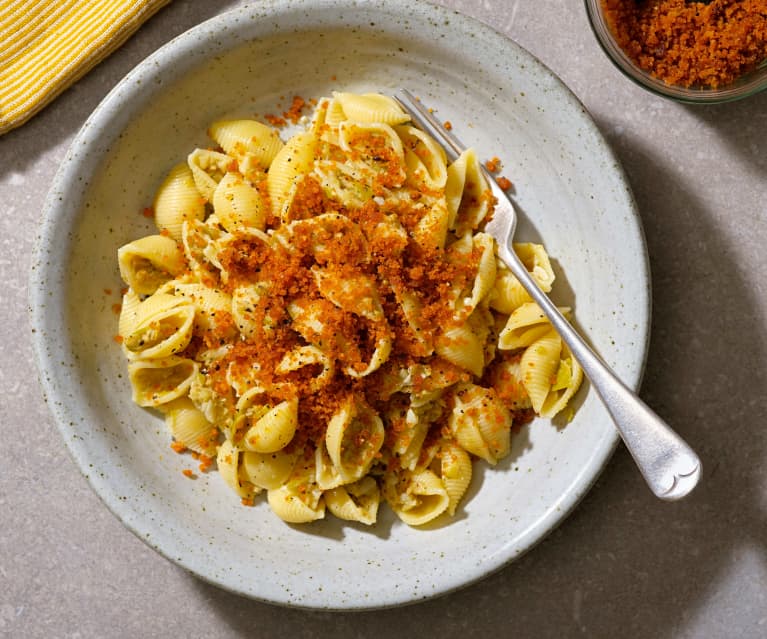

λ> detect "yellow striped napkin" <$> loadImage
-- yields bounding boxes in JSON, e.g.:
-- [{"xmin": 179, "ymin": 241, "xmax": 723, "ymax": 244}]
[{"xmin": 0, "ymin": 0, "xmax": 171, "ymax": 135}]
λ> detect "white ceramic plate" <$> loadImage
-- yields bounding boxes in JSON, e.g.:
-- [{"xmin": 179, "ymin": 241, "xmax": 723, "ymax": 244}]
[{"xmin": 30, "ymin": 0, "xmax": 649, "ymax": 609}]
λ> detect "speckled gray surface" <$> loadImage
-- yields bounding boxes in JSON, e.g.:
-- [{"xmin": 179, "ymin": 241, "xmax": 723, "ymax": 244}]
[{"xmin": 3, "ymin": 0, "xmax": 766, "ymax": 636}]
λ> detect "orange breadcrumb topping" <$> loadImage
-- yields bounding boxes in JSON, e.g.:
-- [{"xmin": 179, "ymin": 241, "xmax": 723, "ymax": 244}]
[
  {"xmin": 264, "ymin": 113, "xmax": 286, "ymax": 127},
  {"xmin": 485, "ymin": 157, "xmax": 501, "ymax": 173},
  {"xmin": 601, "ymin": 0, "xmax": 767, "ymax": 88},
  {"xmin": 284, "ymin": 96, "xmax": 306, "ymax": 124},
  {"xmin": 171, "ymin": 441, "xmax": 187, "ymax": 454},
  {"xmin": 148, "ymin": 107, "xmax": 521, "ymax": 497}
]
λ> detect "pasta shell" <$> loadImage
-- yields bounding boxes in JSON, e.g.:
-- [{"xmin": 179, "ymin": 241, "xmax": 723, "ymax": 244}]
[
  {"xmin": 153, "ymin": 163, "xmax": 206, "ymax": 241},
  {"xmin": 396, "ymin": 124, "xmax": 448, "ymax": 190},
  {"xmin": 325, "ymin": 395, "xmax": 384, "ymax": 484},
  {"xmin": 312, "ymin": 267, "xmax": 384, "ymax": 322},
  {"xmin": 122, "ymin": 294, "xmax": 196, "ymax": 360},
  {"xmin": 117, "ymin": 288, "xmax": 142, "ymax": 338},
  {"xmin": 275, "ymin": 344, "xmax": 334, "ymax": 393},
  {"xmin": 498, "ymin": 302, "xmax": 570, "ymax": 351},
  {"xmin": 267, "ymin": 456, "xmax": 325, "ymax": 523},
  {"xmin": 520, "ymin": 329, "xmax": 563, "ymax": 413},
  {"xmin": 448, "ymin": 382, "xmax": 512, "ymax": 464},
  {"xmin": 487, "ymin": 353, "xmax": 532, "ymax": 410},
  {"xmin": 446, "ymin": 148, "xmax": 491, "ymax": 234},
  {"xmin": 439, "ymin": 440, "xmax": 472, "ymax": 516},
  {"xmin": 165, "ymin": 396, "xmax": 218, "ymax": 456},
  {"xmin": 128, "ymin": 356, "xmax": 198, "ymax": 407},
  {"xmin": 216, "ymin": 439, "xmax": 258, "ymax": 499},
  {"xmin": 187, "ymin": 148, "xmax": 233, "ymax": 202},
  {"xmin": 212, "ymin": 172, "xmax": 266, "ymax": 231},
  {"xmin": 332, "ymin": 92, "xmax": 410, "ymax": 125},
  {"xmin": 169, "ymin": 282, "xmax": 233, "ymax": 334},
  {"xmin": 387, "ymin": 469, "xmax": 449, "ymax": 526},
  {"xmin": 266, "ymin": 130, "xmax": 316, "ymax": 215},
  {"xmin": 344, "ymin": 333, "xmax": 392, "ymax": 379},
  {"xmin": 338, "ymin": 121, "xmax": 406, "ymax": 188},
  {"xmin": 208, "ymin": 119, "xmax": 284, "ymax": 170},
  {"xmin": 267, "ymin": 484, "xmax": 325, "ymax": 524},
  {"xmin": 540, "ymin": 345, "xmax": 584, "ymax": 419},
  {"xmin": 181, "ymin": 219, "xmax": 225, "ymax": 287},
  {"xmin": 117, "ymin": 234, "xmax": 187, "ymax": 295},
  {"xmin": 241, "ymin": 448, "xmax": 299, "ymax": 490},
  {"xmin": 490, "ymin": 243, "xmax": 555, "ymax": 314},
  {"xmin": 435, "ymin": 322, "xmax": 485, "ymax": 378},
  {"xmin": 235, "ymin": 389, "xmax": 297, "ymax": 454},
  {"xmin": 412, "ymin": 197, "xmax": 449, "ymax": 250},
  {"xmin": 325, "ymin": 476, "xmax": 380, "ymax": 526},
  {"xmin": 320, "ymin": 96, "xmax": 347, "ymax": 127},
  {"xmin": 314, "ymin": 441, "xmax": 344, "ymax": 490}
]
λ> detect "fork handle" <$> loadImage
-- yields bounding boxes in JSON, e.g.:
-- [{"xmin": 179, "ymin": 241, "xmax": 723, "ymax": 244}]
[{"xmin": 496, "ymin": 241, "xmax": 701, "ymax": 500}]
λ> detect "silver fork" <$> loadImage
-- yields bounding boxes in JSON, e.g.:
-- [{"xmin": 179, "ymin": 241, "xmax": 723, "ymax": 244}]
[{"xmin": 393, "ymin": 88, "xmax": 701, "ymax": 500}]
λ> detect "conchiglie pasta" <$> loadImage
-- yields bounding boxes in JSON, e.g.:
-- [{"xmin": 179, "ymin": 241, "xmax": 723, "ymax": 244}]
[
  {"xmin": 487, "ymin": 353, "xmax": 532, "ymax": 410},
  {"xmin": 234, "ymin": 388, "xmax": 297, "ymax": 453},
  {"xmin": 128, "ymin": 356, "xmax": 198, "ymax": 407},
  {"xmin": 498, "ymin": 302, "xmax": 570, "ymax": 351},
  {"xmin": 325, "ymin": 477, "xmax": 380, "ymax": 525},
  {"xmin": 448, "ymin": 382, "xmax": 512, "ymax": 464},
  {"xmin": 117, "ymin": 234, "xmax": 187, "ymax": 295},
  {"xmin": 267, "ymin": 484, "xmax": 325, "ymax": 523},
  {"xmin": 208, "ymin": 119, "xmax": 284, "ymax": 173},
  {"xmin": 187, "ymin": 148, "xmax": 233, "ymax": 202},
  {"xmin": 411, "ymin": 197, "xmax": 449, "ymax": 250},
  {"xmin": 338, "ymin": 121, "xmax": 406, "ymax": 187},
  {"xmin": 266, "ymin": 130, "xmax": 316, "ymax": 215},
  {"xmin": 121, "ymin": 293, "xmax": 195, "ymax": 360},
  {"xmin": 435, "ymin": 321, "xmax": 486, "ymax": 378},
  {"xmin": 445, "ymin": 148, "xmax": 491, "ymax": 233},
  {"xmin": 153, "ymin": 163, "xmax": 206, "ymax": 241},
  {"xmin": 539, "ymin": 342, "xmax": 583, "ymax": 418},
  {"xmin": 332, "ymin": 91, "xmax": 410, "ymax": 125},
  {"xmin": 520, "ymin": 330, "xmax": 584, "ymax": 418},
  {"xmin": 117, "ymin": 288, "xmax": 142, "ymax": 338},
  {"xmin": 217, "ymin": 439, "xmax": 259, "ymax": 499},
  {"xmin": 396, "ymin": 124, "xmax": 448, "ymax": 190},
  {"xmin": 116, "ymin": 91, "xmax": 585, "ymax": 528},
  {"xmin": 438, "ymin": 440, "xmax": 472, "ymax": 516},
  {"xmin": 385, "ymin": 469, "xmax": 450, "ymax": 526},
  {"xmin": 212, "ymin": 172, "xmax": 266, "ymax": 231},
  {"xmin": 267, "ymin": 456, "xmax": 325, "ymax": 523},
  {"xmin": 242, "ymin": 448, "xmax": 299, "ymax": 490},
  {"xmin": 181, "ymin": 219, "xmax": 225, "ymax": 285},
  {"xmin": 490, "ymin": 243, "xmax": 556, "ymax": 314},
  {"xmin": 275, "ymin": 344, "xmax": 334, "ymax": 393},
  {"xmin": 312, "ymin": 267, "xmax": 384, "ymax": 321},
  {"xmin": 164, "ymin": 397, "xmax": 218, "ymax": 456},
  {"xmin": 325, "ymin": 396, "xmax": 384, "ymax": 484},
  {"xmin": 170, "ymin": 282, "xmax": 234, "ymax": 335}
]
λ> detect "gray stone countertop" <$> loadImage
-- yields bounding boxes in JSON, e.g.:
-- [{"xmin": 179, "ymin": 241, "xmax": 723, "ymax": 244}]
[{"xmin": 2, "ymin": 1, "xmax": 765, "ymax": 637}]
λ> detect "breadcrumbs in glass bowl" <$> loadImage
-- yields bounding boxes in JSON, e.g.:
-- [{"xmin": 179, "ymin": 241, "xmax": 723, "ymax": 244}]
[{"xmin": 585, "ymin": 0, "xmax": 767, "ymax": 103}]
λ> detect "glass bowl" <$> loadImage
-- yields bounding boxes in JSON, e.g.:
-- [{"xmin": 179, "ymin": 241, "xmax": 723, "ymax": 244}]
[{"xmin": 585, "ymin": 0, "xmax": 767, "ymax": 104}]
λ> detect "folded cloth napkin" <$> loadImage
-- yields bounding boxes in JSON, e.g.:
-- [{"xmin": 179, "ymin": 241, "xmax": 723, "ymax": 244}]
[{"xmin": 0, "ymin": 0, "xmax": 171, "ymax": 135}]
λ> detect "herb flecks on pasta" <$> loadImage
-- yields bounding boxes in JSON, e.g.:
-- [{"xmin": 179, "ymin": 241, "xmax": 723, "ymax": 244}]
[{"xmin": 116, "ymin": 92, "xmax": 583, "ymax": 527}]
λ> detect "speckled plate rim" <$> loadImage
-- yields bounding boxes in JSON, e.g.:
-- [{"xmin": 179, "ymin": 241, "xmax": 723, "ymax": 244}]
[{"xmin": 29, "ymin": 0, "xmax": 650, "ymax": 610}]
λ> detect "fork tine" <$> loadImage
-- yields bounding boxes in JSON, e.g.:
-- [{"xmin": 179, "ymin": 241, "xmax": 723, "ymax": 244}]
[
  {"xmin": 393, "ymin": 89, "xmax": 464, "ymax": 163},
  {"xmin": 394, "ymin": 88, "xmax": 517, "ymax": 236}
]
